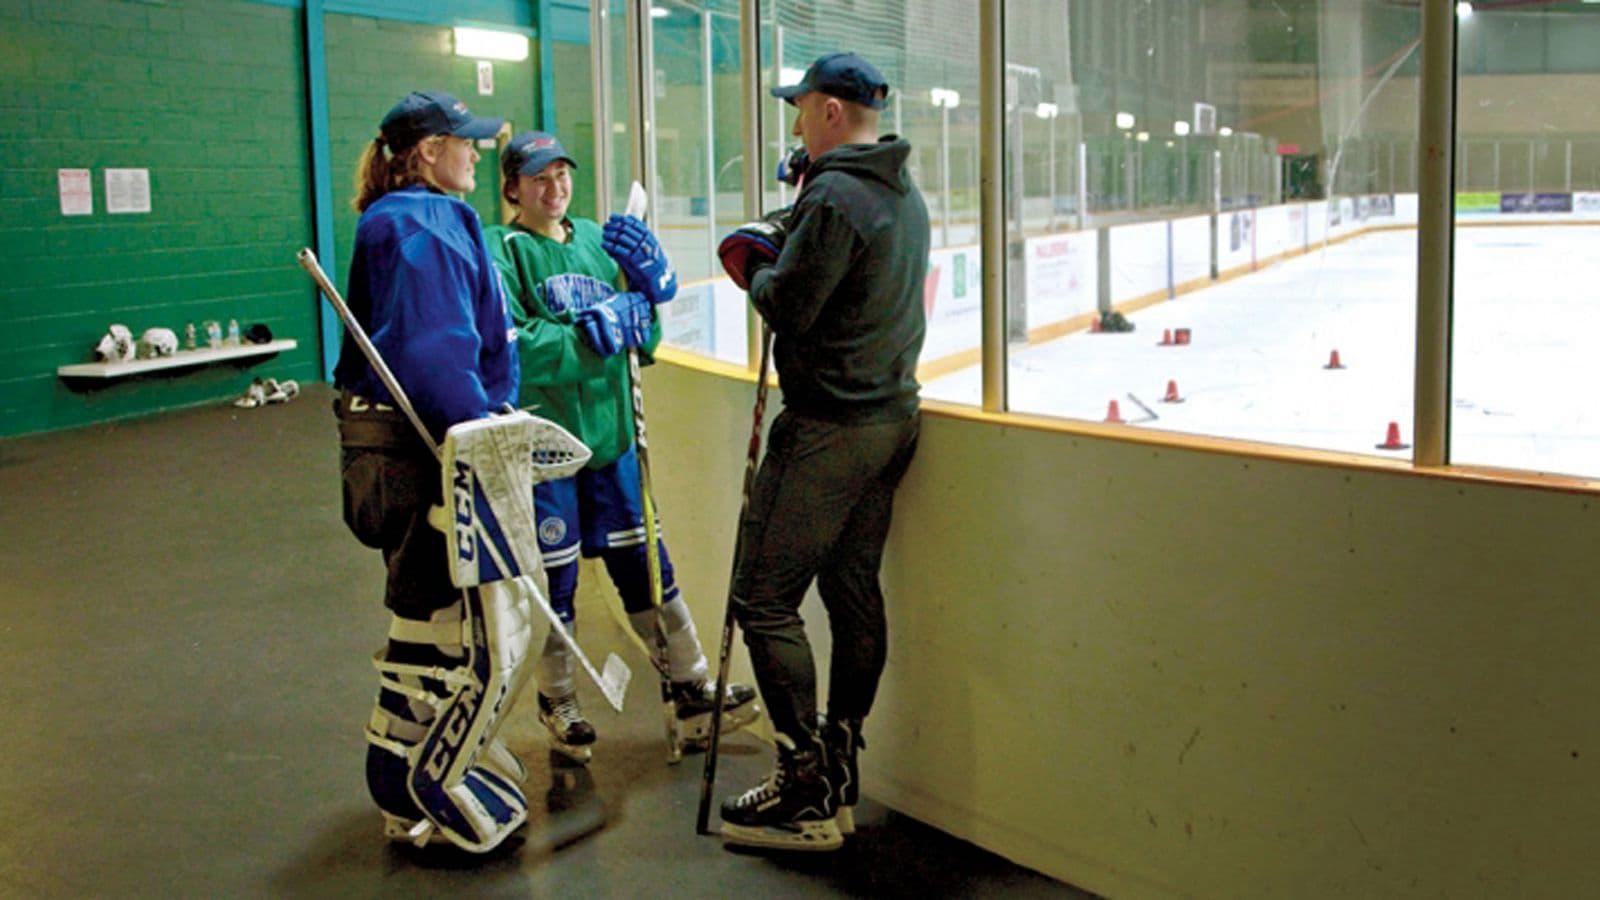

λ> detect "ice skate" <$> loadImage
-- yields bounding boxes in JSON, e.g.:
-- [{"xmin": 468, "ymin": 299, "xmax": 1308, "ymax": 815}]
[
  {"xmin": 671, "ymin": 678, "xmax": 761, "ymax": 751},
  {"xmin": 539, "ymin": 691, "xmax": 597, "ymax": 764},
  {"xmin": 720, "ymin": 733, "xmax": 842, "ymax": 852},
  {"xmin": 822, "ymin": 716, "xmax": 864, "ymax": 835}
]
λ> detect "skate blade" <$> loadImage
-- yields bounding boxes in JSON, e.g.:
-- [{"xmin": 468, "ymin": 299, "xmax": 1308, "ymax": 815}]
[
  {"xmin": 679, "ymin": 701, "xmax": 763, "ymax": 749},
  {"xmin": 381, "ymin": 813, "xmax": 450, "ymax": 847},
  {"xmin": 720, "ymin": 816, "xmax": 843, "ymax": 852},
  {"xmin": 547, "ymin": 739, "xmax": 594, "ymax": 765},
  {"xmin": 837, "ymin": 805, "xmax": 855, "ymax": 835}
]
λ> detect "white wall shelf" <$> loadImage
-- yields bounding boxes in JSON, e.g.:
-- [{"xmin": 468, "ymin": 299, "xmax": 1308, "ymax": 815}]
[{"xmin": 57, "ymin": 339, "xmax": 298, "ymax": 380}]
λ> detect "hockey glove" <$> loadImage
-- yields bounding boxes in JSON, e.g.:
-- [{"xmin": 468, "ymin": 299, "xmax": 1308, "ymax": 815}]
[
  {"xmin": 601, "ymin": 214, "xmax": 678, "ymax": 306},
  {"xmin": 537, "ymin": 273, "xmax": 617, "ymax": 316},
  {"xmin": 575, "ymin": 291, "xmax": 651, "ymax": 358},
  {"xmin": 717, "ymin": 212, "xmax": 789, "ymax": 291}
]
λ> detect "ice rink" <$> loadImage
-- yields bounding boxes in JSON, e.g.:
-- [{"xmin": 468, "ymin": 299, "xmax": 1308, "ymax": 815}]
[{"xmin": 924, "ymin": 225, "xmax": 1600, "ymax": 479}]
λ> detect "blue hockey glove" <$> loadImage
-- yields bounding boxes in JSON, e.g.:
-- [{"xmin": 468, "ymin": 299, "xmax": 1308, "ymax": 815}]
[
  {"xmin": 575, "ymin": 291, "xmax": 651, "ymax": 358},
  {"xmin": 601, "ymin": 214, "xmax": 678, "ymax": 306},
  {"xmin": 537, "ymin": 273, "xmax": 617, "ymax": 315}
]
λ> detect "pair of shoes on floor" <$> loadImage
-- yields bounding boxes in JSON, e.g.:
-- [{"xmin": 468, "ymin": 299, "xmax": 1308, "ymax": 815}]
[
  {"xmin": 262, "ymin": 377, "xmax": 299, "ymax": 404},
  {"xmin": 232, "ymin": 377, "xmax": 299, "ymax": 409}
]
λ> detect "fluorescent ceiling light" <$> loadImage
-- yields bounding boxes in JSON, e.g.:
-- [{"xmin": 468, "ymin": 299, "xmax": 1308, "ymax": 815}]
[{"xmin": 453, "ymin": 27, "xmax": 529, "ymax": 62}]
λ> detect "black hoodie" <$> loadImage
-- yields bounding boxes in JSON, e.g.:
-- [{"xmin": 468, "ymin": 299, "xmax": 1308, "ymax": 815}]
[{"xmin": 748, "ymin": 136, "xmax": 930, "ymax": 424}]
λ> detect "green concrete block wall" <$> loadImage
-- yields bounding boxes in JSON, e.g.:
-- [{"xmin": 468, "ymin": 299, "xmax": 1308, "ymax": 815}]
[
  {"xmin": 0, "ymin": 0, "xmax": 318, "ymax": 438},
  {"xmin": 324, "ymin": 13, "xmax": 538, "ymax": 296}
]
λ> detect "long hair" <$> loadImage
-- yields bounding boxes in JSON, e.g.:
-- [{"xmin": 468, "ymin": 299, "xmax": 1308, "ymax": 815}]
[{"xmin": 352, "ymin": 134, "xmax": 447, "ymax": 212}]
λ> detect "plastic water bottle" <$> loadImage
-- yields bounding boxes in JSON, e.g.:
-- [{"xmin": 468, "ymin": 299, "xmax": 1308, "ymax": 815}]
[
  {"xmin": 205, "ymin": 320, "xmax": 222, "ymax": 349},
  {"xmin": 184, "ymin": 323, "xmax": 197, "ymax": 350},
  {"xmin": 226, "ymin": 319, "xmax": 240, "ymax": 346}
]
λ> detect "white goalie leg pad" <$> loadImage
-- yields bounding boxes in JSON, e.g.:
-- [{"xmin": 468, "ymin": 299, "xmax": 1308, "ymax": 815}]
[
  {"xmin": 403, "ymin": 580, "xmax": 536, "ymax": 852},
  {"xmin": 365, "ymin": 603, "xmax": 524, "ymax": 846}
]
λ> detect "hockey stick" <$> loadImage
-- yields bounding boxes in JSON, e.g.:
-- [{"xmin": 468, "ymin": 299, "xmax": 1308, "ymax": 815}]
[
  {"xmin": 1125, "ymin": 392, "xmax": 1160, "ymax": 424},
  {"xmin": 296, "ymin": 247, "xmax": 630, "ymax": 709},
  {"xmin": 620, "ymin": 183, "xmax": 684, "ymax": 764},
  {"xmin": 694, "ymin": 321, "xmax": 774, "ymax": 835}
]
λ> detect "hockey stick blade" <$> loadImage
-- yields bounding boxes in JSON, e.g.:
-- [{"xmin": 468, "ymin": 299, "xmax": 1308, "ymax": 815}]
[{"xmin": 1126, "ymin": 392, "xmax": 1159, "ymax": 423}]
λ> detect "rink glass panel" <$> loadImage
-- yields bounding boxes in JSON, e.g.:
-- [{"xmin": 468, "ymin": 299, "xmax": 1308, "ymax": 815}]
[
  {"xmin": 955, "ymin": 0, "xmax": 1426, "ymax": 459},
  {"xmin": 762, "ymin": 0, "xmax": 985, "ymax": 403},
  {"xmin": 1447, "ymin": 7, "xmax": 1600, "ymax": 479}
]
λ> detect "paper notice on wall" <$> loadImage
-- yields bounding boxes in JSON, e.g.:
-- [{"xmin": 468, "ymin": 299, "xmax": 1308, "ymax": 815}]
[
  {"xmin": 477, "ymin": 60, "xmax": 494, "ymax": 96},
  {"xmin": 105, "ymin": 168, "xmax": 151, "ymax": 214},
  {"xmin": 58, "ymin": 169, "xmax": 92, "ymax": 216}
]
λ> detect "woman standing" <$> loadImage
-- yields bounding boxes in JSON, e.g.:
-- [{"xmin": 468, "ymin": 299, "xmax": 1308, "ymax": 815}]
[
  {"xmin": 483, "ymin": 130, "xmax": 758, "ymax": 764},
  {"xmin": 333, "ymin": 90, "xmax": 527, "ymax": 852}
]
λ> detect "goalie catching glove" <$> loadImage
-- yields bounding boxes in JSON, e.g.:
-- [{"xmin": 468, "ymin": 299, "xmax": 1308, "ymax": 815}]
[
  {"xmin": 718, "ymin": 212, "xmax": 789, "ymax": 291},
  {"xmin": 601, "ymin": 214, "xmax": 677, "ymax": 306}
]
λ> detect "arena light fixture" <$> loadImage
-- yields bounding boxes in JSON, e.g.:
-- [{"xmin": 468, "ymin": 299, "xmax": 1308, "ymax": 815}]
[
  {"xmin": 453, "ymin": 27, "xmax": 529, "ymax": 62},
  {"xmin": 1456, "ymin": 2, "xmax": 1473, "ymax": 18},
  {"xmin": 1136, "ymin": 131, "xmax": 1150, "ymax": 142},
  {"xmin": 1115, "ymin": 111, "xmax": 1135, "ymax": 130},
  {"xmin": 1174, "ymin": 120, "xmax": 1191, "ymax": 136},
  {"xmin": 1219, "ymin": 126, "xmax": 1234, "ymax": 137},
  {"xmin": 930, "ymin": 88, "xmax": 961, "ymax": 109},
  {"xmin": 651, "ymin": 5, "xmax": 670, "ymax": 17},
  {"xmin": 1035, "ymin": 102, "xmax": 1058, "ymax": 120}
]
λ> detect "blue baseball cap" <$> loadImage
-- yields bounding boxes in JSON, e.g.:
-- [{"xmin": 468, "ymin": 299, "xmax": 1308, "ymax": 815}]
[
  {"xmin": 772, "ymin": 52, "xmax": 889, "ymax": 110},
  {"xmin": 379, "ymin": 90, "xmax": 503, "ymax": 152},
  {"xmin": 503, "ymin": 130, "xmax": 578, "ymax": 178}
]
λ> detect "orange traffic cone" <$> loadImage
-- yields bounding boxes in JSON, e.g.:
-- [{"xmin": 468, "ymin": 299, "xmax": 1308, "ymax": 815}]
[
  {"xmin": 1325, "ymin": 349, "xmax": 1345, "ymax": 370},
  {"xmin": 1376, "ymin": 421, "xmax": 1409, "ymax": 450},
  {"xmin": 1158, "ymin": 328, "xmax": 1174, "ymax": 346},
  {"xmin": 1104, "ymin": 399, "xmax": 1124, "ymax": 423},
  {"xmin": 1162, "ymin": 380, "xmax": 1183, "ymax": 403}
]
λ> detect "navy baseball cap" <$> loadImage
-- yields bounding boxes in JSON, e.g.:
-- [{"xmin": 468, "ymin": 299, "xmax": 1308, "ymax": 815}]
[
  {"xmin": 772, "ymin": 52, "xmax": 889, "ymax": 109},
  {"xmin": 380, "ymin": 90, "xmax": 503, "ymax": 151},
  {"xmin": 503, "ymin": 131, "xmax": 578, "ymax": 177}
]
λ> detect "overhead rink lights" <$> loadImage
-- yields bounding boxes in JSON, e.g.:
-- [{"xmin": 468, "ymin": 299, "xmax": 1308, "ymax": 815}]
[
  {"xmin": 1173, "ymin": 120, "xmax": 1191, "ymax": 136},
  {"xmin": 453, "ymin": 27, "xmax": 529, "ymax": 62},
  {"xmin": 930, "ymin": 88, "xmax": 961, "ymax": 109},
  {"xmin": 1115, "ymin": 111, "xmax": 1135, "ymax": 130}
]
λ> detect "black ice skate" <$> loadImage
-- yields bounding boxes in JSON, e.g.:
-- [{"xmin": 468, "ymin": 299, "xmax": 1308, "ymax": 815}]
[
  {"xmin": 671, "ymin": 679, "xmax": 761, "ymax": 750},
  {"xmin": 719, "ymin": 733, "xmax": 842, "ymax": 852},
  {"xmin": 822, "ymin": 716, "xmax": 864, "ymax": 835},
  {"xmin": 538, "ymin": 692, "xmax": 597, "ymax": 764}
]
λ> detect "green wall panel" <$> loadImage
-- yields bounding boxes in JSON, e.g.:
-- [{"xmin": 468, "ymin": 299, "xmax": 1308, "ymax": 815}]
[{"xmin": 0, "ymin": 0, "xmax": 317, "ymax": 438}]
